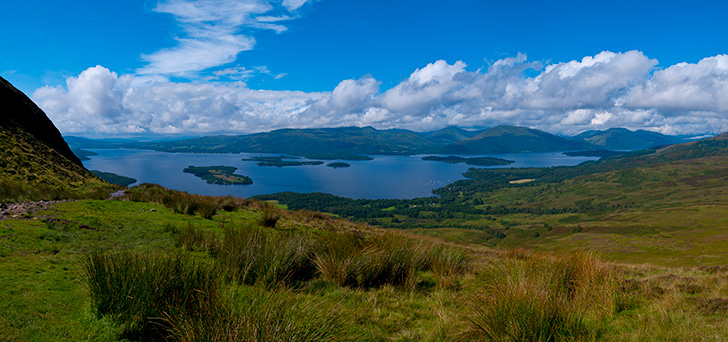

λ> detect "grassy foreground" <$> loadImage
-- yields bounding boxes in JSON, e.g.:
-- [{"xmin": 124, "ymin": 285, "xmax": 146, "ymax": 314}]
[{"xmin": 1, "ymin": 188, "xmax": 728, "ymax": 341}]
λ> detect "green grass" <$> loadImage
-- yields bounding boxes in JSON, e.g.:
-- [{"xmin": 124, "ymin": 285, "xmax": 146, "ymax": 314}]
[{"xmin": 5, "ymin": 193, "xmax": 728, "ymax": 341}]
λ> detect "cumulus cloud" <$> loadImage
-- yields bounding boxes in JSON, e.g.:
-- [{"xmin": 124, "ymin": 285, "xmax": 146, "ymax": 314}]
[
  {"xmin": 32, "ymin": 51, "xmax": 728, "ymax": 137},
  {"xmin": 137, "ymin": 0, "xmax": 314, "ymax": 78}
]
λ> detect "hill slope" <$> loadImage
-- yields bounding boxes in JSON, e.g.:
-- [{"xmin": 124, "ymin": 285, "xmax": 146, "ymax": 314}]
[
  {"xmin": 0, "ymin": 76, "xmax": 112, "ymax": 201},
  {"xmin": 570, "ymin": 127, "xmax": 685, "ymax": 150},
  {"xmin": 421, "ymin": 126, "xmax": 482, "ymax": 145},
  {"xmin": 442, "ymin": 125, "xmax": 595, "ymax": 154}
]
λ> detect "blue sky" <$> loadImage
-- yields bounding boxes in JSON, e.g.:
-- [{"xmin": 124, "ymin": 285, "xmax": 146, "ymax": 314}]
[{"xmin": 2, "ymin": 0, "xmax": 728, "ymax": 137}]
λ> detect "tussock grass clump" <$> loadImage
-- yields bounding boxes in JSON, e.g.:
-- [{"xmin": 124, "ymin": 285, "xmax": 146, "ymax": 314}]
[
  {"xmin": 358, "ymin": 232, "xmax": 430, "ymax": 289},
  {"xmin": 467, "ymin": 251, "xmax": 619, "ymax": 341},
  {"xmin": 257, "ymin": 207, "xmax": 281, "ymax": 228},
  {"xmin": 166, "ymin": 290, "xmax": 341, "ymax": 342},
  {"xmin": 83, "ymin": 251, "xmax": 220, "ymax": 341},
  {"xmin": 173, "ymin": 223, "xmax": 220, "ymax": 254},
  {"xmin": 125, "ymin": 183, "xmax": 254, "ymax": 219},
  {"xmin": 313, "ymin": 232, "xmax": 364, "ymax": 287},
  {"xmin": 428, "ymin": 245, "xmax": 470, "ymax": 290},
  {"xmin": 217, "ymin": 224, "xmax": 315, "ymax": 288}
]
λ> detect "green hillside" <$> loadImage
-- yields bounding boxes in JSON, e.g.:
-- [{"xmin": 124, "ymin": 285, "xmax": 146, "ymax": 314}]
[
  {"xmin": 443, "ymin": 125, "xmax": 595, "ymax": 154},
  {"xmin": 68, "ymin": 124, "xmax": 611, "ymax": 157},
  {"xmin": 0, "ymin": 77, "xmax": 116, "ymax": 201},
  {"xmin": 142, "ymin": 126, "xmax": 438, "ymax": 158},
  {"xmin": 571, "ymin": 127, "xmax": 685, "ymax": 150},
  {"xmin": 420, "ymin": 126, "xmax": 482, "ymax": 145}
]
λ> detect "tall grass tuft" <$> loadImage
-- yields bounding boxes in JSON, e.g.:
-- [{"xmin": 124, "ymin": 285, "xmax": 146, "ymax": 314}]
[
  {"xmin": 428, "ymin": 245, "xmax": 470, "ymax": 290},
  {"xmin": 467, "ymin": 251, "xmax": 619, "ymax": 341},
  {"xmin": 125, "ymin": 183, "xmax": 223, "ymax": 219},
  {"xmin": 257, "ymin": 207, "xmax": 281, "ymax": 228},
  {"xmin": 83, "ymin": 251, "xmax": 220, "ymax": 341},
  {"xmin": 174, "ymin": 223, "xmax": 220, "ymax": 255},
  {"xmin": 217, "ymin": 224, "xmax": 315, "ymax": 288},
  {"xmin": 313, "ymin": 232, "xmax": 364, "ymax": 287},
  {"xmin": 165, "ymin": 289, "xmax": 341, "ymax": 342},
  {"xmin": 358, "ymin": 232, "xmax": 429, "ymax": 289}
]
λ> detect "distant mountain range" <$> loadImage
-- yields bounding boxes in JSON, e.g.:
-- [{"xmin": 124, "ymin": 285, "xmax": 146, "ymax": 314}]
[
  {"xmin": 569, "ymin": 127, "xmax": 686, "ymax": 150},
  {"xmin": 65, "ymin": 125, "xmax": 691, "ymax": 158},
  {"xmin": 442, "ymin": 125, "xmax": 595, "ymax": 154}
]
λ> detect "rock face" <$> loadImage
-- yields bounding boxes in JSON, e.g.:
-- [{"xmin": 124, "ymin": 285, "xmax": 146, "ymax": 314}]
[{"xmin": 0, "ymin": 76, "xmax": 82, "ymax": 166}]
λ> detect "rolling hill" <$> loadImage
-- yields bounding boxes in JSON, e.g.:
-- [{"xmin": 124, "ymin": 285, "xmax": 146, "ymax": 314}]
[
  {"xmin": 140, "ymin": 126, "xmax": 438, "ymax": 158},
  {"xmin": 420, "ymin": 126, "xmax": 483, "ymax": 145},
  {"xmin": 441, "ymin": 125, "xmax": 595, "ymax": 154},
  {"xmin": 570, "ymin": 127, "xmax": 685, "ymax": 150}
]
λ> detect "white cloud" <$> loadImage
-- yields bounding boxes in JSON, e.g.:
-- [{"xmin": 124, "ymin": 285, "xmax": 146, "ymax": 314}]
[
  {"xmin": 33, "ymin": 51, "xmax": 728, "ymax": 137},
  {"xmin": 624, "ymin": 55, "xmax": 728, "ymax": 114},
  {"xmin": 137, "ymin": 0, "xmax": 312, "ymax": 78},
  {"xmin": 282, "ymin": 0, "xmax": 312, "ymax": 11}
]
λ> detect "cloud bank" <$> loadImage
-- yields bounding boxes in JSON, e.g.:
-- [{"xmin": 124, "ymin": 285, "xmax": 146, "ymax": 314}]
[{"xmin": 33, "ymin": 51, "xmax": 728, "ymax": 137}]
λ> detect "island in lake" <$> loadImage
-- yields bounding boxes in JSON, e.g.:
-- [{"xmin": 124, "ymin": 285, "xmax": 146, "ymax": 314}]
[
  {"xmin": 421, "ymin": 155, "xmax": 514, "ymax": 166},
  {"xmin": 326, "ymin": 162, "xmax": 351, "ymax": 168},
  {"xmin": 91, "ymin": 170, "xmax": 137, "ymax": 186},
  {"xmin": 183, "ymin": 166, "xmax": 253, "ymax": 185},
  {"xmin": 242, "ymin": 155, "xmax": 325, "ymax": 167}
]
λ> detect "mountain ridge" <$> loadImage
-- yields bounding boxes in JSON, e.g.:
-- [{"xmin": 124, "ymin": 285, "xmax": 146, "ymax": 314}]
[{"xmin": 570, "ymin": 127, "xmax": 686, "ymax": 150}]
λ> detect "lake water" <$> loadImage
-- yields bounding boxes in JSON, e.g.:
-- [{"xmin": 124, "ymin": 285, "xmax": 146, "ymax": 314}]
[{"xmin": 82, "ymin": 149, "xmax": 600, "ymax": 199}]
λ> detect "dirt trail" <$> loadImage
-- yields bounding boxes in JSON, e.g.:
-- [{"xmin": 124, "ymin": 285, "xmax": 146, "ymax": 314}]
[{"xmin": 0, "ymin": 200, "xmax": 68, "ymax": 221}]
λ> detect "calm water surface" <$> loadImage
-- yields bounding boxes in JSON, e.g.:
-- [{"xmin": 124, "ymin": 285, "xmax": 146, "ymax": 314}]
[{"xmin": 83, "ymin": 149, "xmax": 599, "ymax": 199}]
